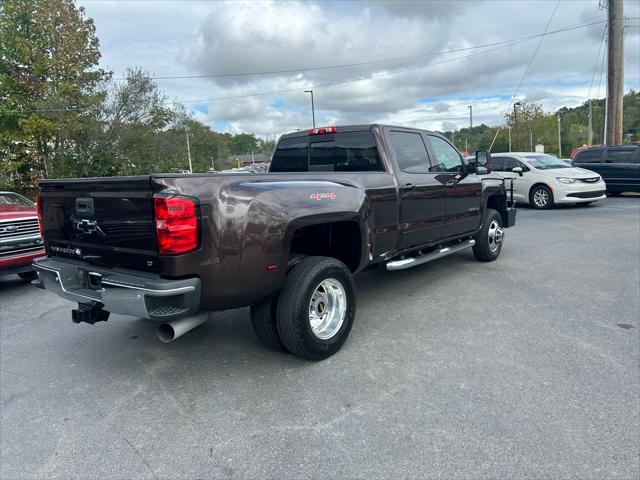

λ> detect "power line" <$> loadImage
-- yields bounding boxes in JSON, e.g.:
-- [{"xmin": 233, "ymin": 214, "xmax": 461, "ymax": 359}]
[
  {"xmin": 506, "ymin": 0, "xmax": 561, "ymax": 117},
  {"xmin": 112, "ymin": 18, "xmax": 606, "ymax": 81},
  {"xmin": 0, "ymin": 16, "xmax": 605, "ymax": 115},
  {"xmin": 0, "ymin": 42, "xmax": 520, "ymax": 114},
  {"xmin": 596, "ymin": 33, "xmax": 608, "ymax": 100},
  {"xmin": 179, "ymin": 39, "xmax": 538, "ymax": 105},
  {"xmin": 587, "ymin": 24, "xmax": 608, "ymax": 101},
  {"xmin": 490, "ymin": 0, "xmax": 561, "ymax": 149},
  {"xmin": 0, "ymin": 37, "xmax": 546, "ymax": 114}
]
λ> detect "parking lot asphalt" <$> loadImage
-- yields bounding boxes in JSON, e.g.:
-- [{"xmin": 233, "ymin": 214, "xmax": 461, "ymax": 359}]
[{"xmin": 1, "ymin": 196, "xmax": 639, "ymax": 479}]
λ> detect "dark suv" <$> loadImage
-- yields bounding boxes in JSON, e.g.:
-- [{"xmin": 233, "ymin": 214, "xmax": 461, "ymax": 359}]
[{"xmin": 572, "ymin": 145, "xmax": 640, "ymax": 194}]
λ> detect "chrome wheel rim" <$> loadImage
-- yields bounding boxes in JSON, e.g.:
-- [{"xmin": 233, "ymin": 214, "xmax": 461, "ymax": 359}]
[
  {"xmin": 308, "ymin": 278, "xmax": 346, "ymax": 340},
  {"xmin": 488, "ymin": 220, "xmax": 504, "ymax": 253},
  {"xmin": 533, "ymin": 188, "xmax": 549, "ymax": 207}
]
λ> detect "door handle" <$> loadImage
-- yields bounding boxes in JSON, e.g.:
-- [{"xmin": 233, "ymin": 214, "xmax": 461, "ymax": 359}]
[{"xmin": 402, "ymin": 183, "xmax": 415, "ymax": 191}]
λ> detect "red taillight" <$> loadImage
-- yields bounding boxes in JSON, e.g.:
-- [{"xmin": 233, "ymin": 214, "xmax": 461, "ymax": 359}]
[
  {"xmin": 309, "ymin": 126, "xmax": 337, "ymax": 135},
  {"xmin": 153, "ymin": 195, "xmax": 199, "ymax": 255},
  {"xmin": 36, "ymin": 196, "xmax": 45, "ymax": 240}
]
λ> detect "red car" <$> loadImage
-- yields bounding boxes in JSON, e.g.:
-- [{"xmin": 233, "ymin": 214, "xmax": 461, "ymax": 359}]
[{"xmin": 0, "ymin": 191, "xmax": 45, "ymax": 281}]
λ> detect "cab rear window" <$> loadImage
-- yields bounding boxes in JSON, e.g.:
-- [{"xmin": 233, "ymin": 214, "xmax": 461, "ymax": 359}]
[
  {"xmin": 270, "ymin": 137, "xmax": 308, "ymax": 172},
  {"xmin": 271, "ymin": 131, "xmax": 384, "ymax": 172}
]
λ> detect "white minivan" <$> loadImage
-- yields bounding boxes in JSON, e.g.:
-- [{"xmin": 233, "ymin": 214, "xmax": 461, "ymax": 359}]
[{"xmin": 487, "ymin": 152, "xmax": 607, "ymax": 209}]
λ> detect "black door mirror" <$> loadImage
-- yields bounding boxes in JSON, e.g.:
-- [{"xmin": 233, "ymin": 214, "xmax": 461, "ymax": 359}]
[{"xmin": 475, "ymin": 150, "xmax": 491, "ymax": 167}]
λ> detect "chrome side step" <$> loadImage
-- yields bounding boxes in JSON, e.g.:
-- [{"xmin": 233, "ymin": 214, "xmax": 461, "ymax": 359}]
[{"xmin": 385, "ymin": 239, "xmax": 476, "ymax": 271}]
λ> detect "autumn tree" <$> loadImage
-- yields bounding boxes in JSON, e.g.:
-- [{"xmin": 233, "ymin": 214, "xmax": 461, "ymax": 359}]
[{"xmin": 0, "ymin": 0, "xmax": 110, "ymax": 190}]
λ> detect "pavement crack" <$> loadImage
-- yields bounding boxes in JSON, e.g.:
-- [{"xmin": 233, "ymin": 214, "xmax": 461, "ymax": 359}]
[{"xmin": 122, "ymin": 435, "xmax": 157, "ymax": 479}]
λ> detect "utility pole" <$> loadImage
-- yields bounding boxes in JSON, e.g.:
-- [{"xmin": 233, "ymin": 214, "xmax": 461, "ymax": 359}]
[
  {"xmin": 587, "ymin": 100, "xmax": 593, "ymax": 146},
  {"xmin": 185, "ymin": 126, "xmax": 193, "ymax": 173},
  {"xmin": 606, "ymin": 0, "xmax": 624, "ymax": 145},
  {"xmin": 514, "ymin": 102, "xmax": 521, "ymax": 151},
  {"xmin": 508, "ymin": 126, "xmax": 512, "ymax": 152},
  {"xmin": 468, "ymin": 105, "xmax": 473, "ymax": 152},
  {"xmin": 530, "ymin": 131, "xmax": 533, "ymax": 152},
  {"xmin": 304, "ymin": 90, "xmax": 316, "ymax": 128},
  {"xmin": 557, "ymin": 113, "xmax": 562, "ymax": 157}
]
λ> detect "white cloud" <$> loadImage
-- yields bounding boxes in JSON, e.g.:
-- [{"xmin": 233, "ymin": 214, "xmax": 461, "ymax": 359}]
[
  {"xmin": 433, "ymin": 102, "xmax": 451, "ymax": 113},
  {"xmin": 79, "ymin": 0, "xmax": 640, "ymax": 137}
]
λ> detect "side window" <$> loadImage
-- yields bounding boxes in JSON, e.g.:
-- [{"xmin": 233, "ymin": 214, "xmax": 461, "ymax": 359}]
[
  {"xmin": 490, "ymin": 157, "xmax": 506, "ymax": 172},
  {"xmin": 574, "ymin": 148, "xmax": 603, "ymax": 164},
  {"xmin": 606, "ymin": 148, "xmax": 636, "ymax": 164},
  {"xmin": 388, "ymin": 131, "xmax": 431, "ymax": 174},
  {"xmin": 270, "ymin": 137, "xmax": 308, "ymax": 172},
  {"xmin": 504, "ymin": 158, "xmax": 520, "ymax": 171},
  {"xmin": 428, "ymin": 135, "xmax": 463, "ymax": 173},
  {"xmin": 309, "ymin": 131, "xmax": 383, "ymax": 172}
]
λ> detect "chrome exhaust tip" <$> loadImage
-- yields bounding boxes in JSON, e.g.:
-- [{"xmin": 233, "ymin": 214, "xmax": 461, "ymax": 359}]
[{"xmin": 157, "ymin": 313, "xmax": 209, "ymax": 343}]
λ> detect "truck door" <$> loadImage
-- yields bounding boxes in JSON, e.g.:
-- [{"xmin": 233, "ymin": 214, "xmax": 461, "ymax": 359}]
[
  {"xmin": 425, "ymin": 134, "xmax": 482, "ymax": 237},
  {"xmin": 386, "ymin": 129, "xmax": 445, "ymax": 249}
]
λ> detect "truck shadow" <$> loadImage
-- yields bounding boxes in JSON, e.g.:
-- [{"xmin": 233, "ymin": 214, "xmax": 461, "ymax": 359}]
[
  {"xmin": 0, "ymin": 275, "xmax": 33, "ymax": 292},
  {"xmin": 20, "ymin": 250, "xmax": 480, "ymax": 384},
  {"xmin": 85, "ymin": 251, "xmax": 479, "ymax": 369}
]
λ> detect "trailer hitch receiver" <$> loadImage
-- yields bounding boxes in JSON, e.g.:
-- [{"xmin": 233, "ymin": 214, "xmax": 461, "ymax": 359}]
[{"xmin": 71, "ymin": 302, "xmax": 110, "ymax": 325}]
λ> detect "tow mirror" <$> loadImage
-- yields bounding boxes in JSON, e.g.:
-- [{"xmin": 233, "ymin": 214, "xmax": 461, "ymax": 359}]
[
  {"xmin": 475, "ymin": 150, "xmax": 491, "ymax": 167},
  {"xmin": 512, "ymin": 166, "xmax": 523, "ymax": 177}
]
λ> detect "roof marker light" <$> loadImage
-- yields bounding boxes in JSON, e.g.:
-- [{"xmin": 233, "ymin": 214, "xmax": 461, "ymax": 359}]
[{"xmin": 309, "ymin": 126, "xmax": 337, "ymax": 135}]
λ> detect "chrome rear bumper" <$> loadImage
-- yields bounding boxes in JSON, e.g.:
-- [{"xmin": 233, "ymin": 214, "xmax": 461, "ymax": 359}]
[{"xmin": 33, "ymin": 257, "xmax": 201, "ymax": 321}]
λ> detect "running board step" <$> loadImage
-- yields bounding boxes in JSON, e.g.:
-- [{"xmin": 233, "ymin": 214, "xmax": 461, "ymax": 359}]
[{"xmin": 385, "ymin": 239, "xmax": 476, "ymax": 271}]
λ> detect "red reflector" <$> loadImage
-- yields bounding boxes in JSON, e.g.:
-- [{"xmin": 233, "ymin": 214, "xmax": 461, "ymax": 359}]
[
  {"xmin": 309, "ymin": 126, "xmax": 337, "ymax": 135},
  {"xmin": 154, "ymin": 195, "xmax": 199, "ymax": 255},
  {"xmin": 266, "ymin": 264, "xmax": 278, "ymax": 272},
  {"xmin": 36, "ymin": 196, "xmax": 45, "ymax": 240}
]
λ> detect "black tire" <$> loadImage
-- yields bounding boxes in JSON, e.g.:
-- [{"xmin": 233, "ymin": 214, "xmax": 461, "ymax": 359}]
[
  {"xmin": 276, "ymin": 256, "xmax": 355, "ymax": 361},
  {"xmin": 473, "ymin": 209, "xmax": 504, "ymax": 262},
  {"xmin": 529, "ymin": 185, "xmax": 554, "ymax": 209},
  {"xmin": 18, "ymin": 271, "xmax": 37, "ymax": 282},
  {"xmin": 250, "ymin": 296, "xmax": 286, "ymax": 351}
]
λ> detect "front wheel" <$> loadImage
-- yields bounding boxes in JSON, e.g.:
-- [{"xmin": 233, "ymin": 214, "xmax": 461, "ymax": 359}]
[
  {"xmin": 277, "ymin": 256, "xmax": 355, "ymax": 361},
  {"xmin": 529, "ymin": 185, "xmax": 554, "ymax": 209},
  {"xmin": 473, "ymin": 208, "xmax": 504, "ymax": 262}
]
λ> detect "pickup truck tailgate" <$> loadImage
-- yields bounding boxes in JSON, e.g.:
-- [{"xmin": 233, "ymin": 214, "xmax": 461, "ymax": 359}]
[{"xmin": 39, "ymin": 176, "xmax": 160, "ymax": 272}]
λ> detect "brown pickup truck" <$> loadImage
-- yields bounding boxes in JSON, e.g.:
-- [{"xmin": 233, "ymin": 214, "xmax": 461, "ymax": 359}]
[{"xmin": 34, "ymin": 124, "xmax": 516, "ymax": 360}]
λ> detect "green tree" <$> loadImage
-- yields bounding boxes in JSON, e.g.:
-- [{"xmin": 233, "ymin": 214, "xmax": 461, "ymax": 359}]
[
  {"xmin": 101, "ymin": 68, "xmax": 179, "ymax": 174},
  {"xmin": 0, "ymin": 0, "xmax": 110, "ymax": 191}
]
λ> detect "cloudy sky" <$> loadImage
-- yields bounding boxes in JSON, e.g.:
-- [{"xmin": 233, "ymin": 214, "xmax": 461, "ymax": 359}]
[{"xmin": 79, "ymin": 0, "xmax": 639, "ymax": 137}]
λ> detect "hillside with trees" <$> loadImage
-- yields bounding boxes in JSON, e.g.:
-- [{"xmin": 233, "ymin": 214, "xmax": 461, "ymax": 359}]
[{"xmin": 443, "ymin": 91, "xmax": 639, "ymax": 156}]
